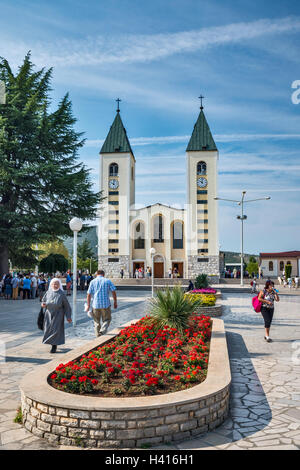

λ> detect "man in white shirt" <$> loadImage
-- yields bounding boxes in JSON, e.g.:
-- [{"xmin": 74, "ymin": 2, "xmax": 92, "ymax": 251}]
[{"xmin": 31, "ymin": 275, "xmax": 38, "ymax": 299}]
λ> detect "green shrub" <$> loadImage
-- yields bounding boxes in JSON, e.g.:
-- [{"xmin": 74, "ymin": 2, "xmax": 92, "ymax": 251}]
[
  {"xmin": 195, "ymin": 274, "xmax": 209, "ymax": 289},
  {"xmin": 285, "ymin": 264, "xmax": 292, "ymax": 278},
  {"xmin": 149, "ymin": 285, "xmax": 201, "ymax": 333},
  {"xmin": 14, "ymin": 407, "xmax": 23, "ymax": 424}
]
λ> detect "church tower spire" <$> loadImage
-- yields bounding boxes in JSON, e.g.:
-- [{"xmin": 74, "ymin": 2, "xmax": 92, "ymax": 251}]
[{"xmin": 186, "ymin": 99, "xmax": 217, "ymax": 152}]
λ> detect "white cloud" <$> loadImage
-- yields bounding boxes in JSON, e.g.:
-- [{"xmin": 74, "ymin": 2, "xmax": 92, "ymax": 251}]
[{"xmin": 3, "ymin": 16, "xmax": 300, "ymax": 68}]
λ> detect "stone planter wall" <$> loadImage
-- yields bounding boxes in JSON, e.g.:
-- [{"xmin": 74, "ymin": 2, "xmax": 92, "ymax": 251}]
[
  {"xmin": 193, "ymin": 304, "xmax": 223, "ymax": 317},
  {"xmin": 20, "ymin": 318, "xmax": 231, "ymax": 449}
]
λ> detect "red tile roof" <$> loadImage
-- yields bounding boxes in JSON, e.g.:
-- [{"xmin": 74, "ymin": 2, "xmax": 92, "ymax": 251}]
[{"xmin": 260, "ymin": 251, "xmax": 300, "ymax": 258}]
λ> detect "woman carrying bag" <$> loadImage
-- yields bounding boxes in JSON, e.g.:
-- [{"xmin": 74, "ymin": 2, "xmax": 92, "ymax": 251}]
[
  {"xmin": 41, "ymin": 278, "xmax": 72, "ymax": 353},
  {"xmin": 258, "ymin": 280, "xmax": 279, "ymax": 343}
]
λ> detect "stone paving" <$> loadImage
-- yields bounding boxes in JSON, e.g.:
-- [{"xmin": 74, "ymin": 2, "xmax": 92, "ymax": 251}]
[{"xmin": 0, "ymin": 290, "xmax": 299, "ymax": 450}]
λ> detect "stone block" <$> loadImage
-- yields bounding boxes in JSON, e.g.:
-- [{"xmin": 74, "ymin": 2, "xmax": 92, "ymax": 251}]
[
  {"xmin": 36, "ymin": 419, "xmax": 52, "ymax": 432},
  {"xmin": 60, "ymin": 417, "xmax": 79, "ymax": 428},
  {"xmin": 69, "ymin": 410, "xmax": 90, "ymax": 419},
  {"xmin": 209, "ymin": 402, "xmax": 221, "ymax": 413},
  {"xmin": 56, "ymin": 408, "xmax": 68, "ymax": 417},
  {"xmin": 68, "ymin": 428, "xmax": 88, "ymax": 438},
  {"xmin": 79, "ymin": 419, "xmax": 100, "ymax": 429},
  {"xmin": 30, "ymin": 408, "xmax": 41, "ymax": 419},
  {"xmin": 52, "ymin": 425, "xmax": 68, "ymax": 436},
  {"xmin": 121, "ymin": 440, "xmax": 136, "ymax": 448},
  {"xmin": 206, "ymin": 397, "xmax": 215, "ymax": 406},
  {"xmin": 180, "ymin": 419, "xmax": 198, "ymax": 432},
  {"xmin": 137, "ymin": 417, "xmax": 164, "ymax": 427},
  {"xmin": 176, "ymin": 402, "xmax": 199, "ymax": 413},
  {"xmin": 97, "ymin": 440, "xmax": 121, "ymax": 448},
  {"xmin": 159, "ymin": 406, "xmax": 177, "ymax": 416},
  {"xmin": 172, "ymin": 431, "xmax": 191, "ymax": 441},
  {"xmin": 41, "ymin": 413, "xmax": 60, "ymax": 425},
  {"xmin": 115, "ymin": 409, "xmax": 158, "ymax": 420},
  {"xmin": 191, "ymin": 425, "xmax": 208, "ymax": 436},
  {"xmin": 105, "ymin": 430, "xmax": 116, "ymax": 439},
  {"xmin": 48, "ymin": 406, "xmax": 56, "ymax": 415},
  {"xmin": 136, "ymin": 436, "xmax": 163, "ymax": 447},
  {"xmin": 165, "ymin": 413, "xmax": 188, "ymax": 424},
  {"xmin": 26, "ymin": 414, "xmax": 37, "ymax": 427},
  {"xmin": 143, "ymin": 427, "xmax": 156, "ymax": 438},
  {"xmin": 156, "ymin": 423, "xmax": 179, "ymax": 436},
  {"xmin": 195, "ymin": 408, "xmax": 209, "ymax": 418},
  {"xmin": 44, "ymin": 432, "xmax": 59, "ymax": 445},
  {"xmin": 89, "ymin": 430, "xmax": 105, "ymax": 439},
  {"xmin": 91, "ymin": 411, "xmax": 114, "ymax": 420},
  {"xmin": 24, "ymin": 420, "xmax": 32, "ymax": 432},
  {"xmin": 26, "ymin": 398, "xmax": 33, "ymax": 406},
  {"xmin": 60, "ymin": 437, "xmax": 73, "ymax": 446},
  {"xmin": 31, "ymin": 426, "xmax": 45, "ymax": 438},
  {"xmin": 116, "ymin": 429, "xmax": 145, "ymax": 439},
  {"xmin": 85, "ymin": 439, "xmax": 97, "ymax": 448},
  {"xmin": 127, "ymin": 421, "xmax": 137, "ymax": 429},
  {"xmin": 100, "ymin": 420, "xmax": 126, "ymax": 429},
  {"xmin": 36, "ymin": 403, "xmax": 48, "ymax": 413}
]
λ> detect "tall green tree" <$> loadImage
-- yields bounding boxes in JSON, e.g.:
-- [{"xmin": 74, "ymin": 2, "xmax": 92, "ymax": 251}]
[
  {"xmin": 77, "ymin": 239, "xmax": 93, "ymax": 261},
  {"xmin": 0, "ymin": 53, "xmax": 103, "ymax": 276}
]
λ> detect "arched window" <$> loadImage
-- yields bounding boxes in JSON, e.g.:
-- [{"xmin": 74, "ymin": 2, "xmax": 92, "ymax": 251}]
[
  {"xmin": 287, "ymin": 261, "xmax": 291, "ymax": 265},
  {"xmin": 269, "ymin": 261, "xmax": 273, "ymax": 272},
  {"xmin": 134, "ymin": 222, "xmax": 145, "ymax": 249},
  {"xmin": 153, "ymin": 215, "xmax": 164, "ymax": 243},
  {"xmin": 280, "ymin": 261, "xmax": 284, "ymax": 271},
  {"xmin": 109, "ymin": 163, "xmax": 118, "ymax": 177},
  {"xmin": 172, "ymin": 221, "xmax": 183, "ymax": 249},
  {"xmin": 197, "ymin": 161, "xmax": 206, "ymax": 175}
]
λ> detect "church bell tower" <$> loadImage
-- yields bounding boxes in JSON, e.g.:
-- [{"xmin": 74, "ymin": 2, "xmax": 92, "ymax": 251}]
[{"xmin": 98, "ymin": 99, "xmax": 135, "ymax": 278}]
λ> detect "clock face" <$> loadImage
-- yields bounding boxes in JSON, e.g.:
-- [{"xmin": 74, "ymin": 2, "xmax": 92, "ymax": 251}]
[
  {"xmin": 197, "ymin": 177, "xmax": 207, "ymax": 188},
  {"xmin": 109, "ymin": 179, "xmax": 119, "ymax": 189}
]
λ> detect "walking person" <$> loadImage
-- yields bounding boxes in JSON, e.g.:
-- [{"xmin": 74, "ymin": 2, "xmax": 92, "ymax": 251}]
[
  {"xmin": 41, "ymin": 278, "xmax": 72, "ymax": 353},
  {"xmin": 12, "ymin": 275, "xmax": 19, "ymax": 300},
  {"xmin": 4, "ymin": 274, "xmax": 12, "ymax": 299},
  {"xmin": 66, "ymin": 271, "xmax": 72, "ymax": 296},
  {"xmin": 31, "ymin": 274, "xmax": 38, "ymax": 299},
  {"xmin": 86, "ymin": 270, "xmax": 117, "ymax": 337},
  {"xmin": 258, "ymin": 280, "xmax": 279, "ymax": 343},
  {"xmin": 22, "ymin": 275, "xmax": 31, "ymax": 299}
]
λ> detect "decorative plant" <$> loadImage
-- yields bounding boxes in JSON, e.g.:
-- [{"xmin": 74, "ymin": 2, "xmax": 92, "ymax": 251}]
[
  {"xmin": 285, "ymin": 264, "xmax": 292, "ymax": 279},
  {"xmin": 148, "ymin": 285, "xmax": 202, "ymax": 332},
  {"xmin": 184, "ymin": 293, "xmax": 216, "ymax": 307},
  {"xmin": 195, "ymin": 274, "xmax": 209, "ymax": 289}
]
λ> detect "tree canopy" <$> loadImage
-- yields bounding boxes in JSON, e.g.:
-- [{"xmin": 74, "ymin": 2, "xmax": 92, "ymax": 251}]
[{"xmin": 0, "ymin": 53, "xmax": 103, "ymax": 276}]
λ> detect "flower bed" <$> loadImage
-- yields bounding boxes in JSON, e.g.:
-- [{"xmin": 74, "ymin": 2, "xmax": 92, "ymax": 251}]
[
  {"xmin": 185, "ymin": 293, "xmax": 216, "ymax": 307},
  {"xmin": 49, "ymin": 315, "xmax": 212, "ymax": 398},
  {"xmin": 190, "ymin": 289, "xmax": 217, "ymax": 295}
]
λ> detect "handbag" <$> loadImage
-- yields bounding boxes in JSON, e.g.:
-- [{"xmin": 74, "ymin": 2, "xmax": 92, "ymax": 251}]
[
  {"xmin": 37, "ymin": 307, "xmax": 45, "ymax": 330},
  {"xmin": 252, "ymin": 295, "xmax": 262, "ymax": 313}
]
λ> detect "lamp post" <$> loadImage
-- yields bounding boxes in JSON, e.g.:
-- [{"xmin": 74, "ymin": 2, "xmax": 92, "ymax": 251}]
[
  {"xmin": 69, "ymin": 217, "xmax": 83, "ymax": 326},
  {"xmin": 214, "ymin": 192, "xmax": 271, "ymax": 287},
  {"xmin": 150, "ymin": 247, "xmax": 156, "ymax": 298}
]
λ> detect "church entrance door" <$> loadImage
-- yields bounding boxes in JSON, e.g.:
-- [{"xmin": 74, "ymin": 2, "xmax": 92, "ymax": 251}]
[
  {"xmin": 154, "ymin": 262, "xmax": 164, "ymax": 278},
  {"xmin": 172, "ymin": 262, "xmax": 184, "ymax": 278}
]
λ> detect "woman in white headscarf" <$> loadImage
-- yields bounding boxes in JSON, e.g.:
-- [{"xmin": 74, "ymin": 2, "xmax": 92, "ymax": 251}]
[{"xmin": 41, "ymin": 278, "xmax": 72, "ymax": 353}]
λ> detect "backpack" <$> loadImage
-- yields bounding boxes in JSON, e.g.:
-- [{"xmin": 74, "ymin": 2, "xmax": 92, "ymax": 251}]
[{"xmin": 252, "ymin": 295, "xmax": 262, "ymax": 313}]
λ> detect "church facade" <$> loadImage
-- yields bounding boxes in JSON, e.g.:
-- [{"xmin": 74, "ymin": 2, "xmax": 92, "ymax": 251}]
[{"xmin": 98, "ymin": 103, "xmax": 220, "ymax": 279}]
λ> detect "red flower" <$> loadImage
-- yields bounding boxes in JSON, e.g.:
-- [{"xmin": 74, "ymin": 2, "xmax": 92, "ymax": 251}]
[
  {"xmin": 50, "ymin": 374, "xmax": 57, "ymax": 379},
  {"xmin": 91, "ymin": 379, "xmax": 98, "ymax": 385}
]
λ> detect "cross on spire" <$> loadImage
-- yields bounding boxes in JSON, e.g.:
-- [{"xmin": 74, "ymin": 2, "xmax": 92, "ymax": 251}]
[
  {"xmin": 198, "ymin": 95, "xmax": 204, "ymax": 110},
  {"xmin": 116, "ymin": 98, "xmax": 121, "ymax": 113}
]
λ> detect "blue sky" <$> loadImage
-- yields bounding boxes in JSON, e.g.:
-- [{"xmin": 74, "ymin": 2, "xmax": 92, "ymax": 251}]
[{"xmin": 1, "ymin": 0, "xmax": 300, "ymax": 254}]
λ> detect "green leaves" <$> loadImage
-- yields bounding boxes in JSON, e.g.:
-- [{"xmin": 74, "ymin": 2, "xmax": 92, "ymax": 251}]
[
  {"xmin": 149, "ymin": 285, "xmax": 201, "ymax": 333},
  {"xmin": 0, "ymin": 52, "xmax": 104, "ymax": 273}
]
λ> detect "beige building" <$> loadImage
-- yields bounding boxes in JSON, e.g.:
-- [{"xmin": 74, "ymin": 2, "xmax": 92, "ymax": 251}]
[
  {"xmin": 98, "ymin": 103, "xmax": 220, "ymax": 279},
  {"xmin": 259, "ymin": 251, "xmax": 300, "ymax": 278}
]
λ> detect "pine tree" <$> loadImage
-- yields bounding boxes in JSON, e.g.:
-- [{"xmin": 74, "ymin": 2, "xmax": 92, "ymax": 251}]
[
  {"xmin": 0, "ymin": 53, "xmax": 102, "ymax": 276},
  {"xmin": 77, "ymin": 239, "xmax": 94, "ymax": 261}
]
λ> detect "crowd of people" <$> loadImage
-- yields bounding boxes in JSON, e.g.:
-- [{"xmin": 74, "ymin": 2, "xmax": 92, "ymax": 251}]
[
  {"xmin": 0, "ymin": 269, "xmax": 96, "ymax": 300},
  {"xmin": 278, "ymin": 274, "xmax": 299, "ymax": 289}
]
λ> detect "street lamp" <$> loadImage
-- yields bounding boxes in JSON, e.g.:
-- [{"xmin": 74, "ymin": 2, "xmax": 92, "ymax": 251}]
[
  {"xmin": 214, "ymin": 192, "xmax": 270, "ymax": 287},
  {"xmin": 69, "ymin": 217, "xmax": 83, "ymax": 326},
  {"xmin": 150, "ymin": 247, "xmax": 156, "ymax": 298}
]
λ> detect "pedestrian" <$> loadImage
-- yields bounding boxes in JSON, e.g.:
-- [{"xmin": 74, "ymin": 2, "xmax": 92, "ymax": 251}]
[
  {"xmin": 12, "ymin": 275, "xmax": 19, "ymax": 300},
  {"xmin": 41, "ymin": 278, "xmax": 72, "ymax": 353},
  {"xmin": 80, "ymin": 272, "xmax": 86, "ymax": 291},
  {"xmin": 295, "ymin": 276, "xmax": 299, "ymax": 289},
  {"xmin": 66, "ymin": 271, "xmax": 72, "ymax": 296},
  {"xmin": 31, "ymin": 274, "xmax": 38, "ymax": 299},
  {"xmin": 187, "ymin": 280, "xmax": 194, "ymax": 292},
  {"xmin": 86, "ymin": 269, "xmax": 117, "ymax": 337},
  {"xmin": 135, "ymin": 268, "xmax": 139, "ymax": 279},
  {"xmin": 120, "ymin": 268, "xmax": 124, "ymax": 279},
  {"xmin": 257, "ymin": 280, "xmax": 279, "ymax": 343},
  {"xmin": 251, "ymin": 278, "xmax": 257, "ymax": 293},
  {"xmin": 168, "ymin": 268, "xmax": 172, "ymax": 279},
  {"xmin": 288, "ymin": 277, "xmax": 292, "ymax": 289},
  {"xmin": 22, "ymin": 275, "xmax": 31, "ymax": 299},
  {"xmin": 38, "ymin": 275, "xmax": 47, "ymax": 300},
  {"xmin": 4, "ymin": 274, "xmax": 12, "ymax": 299}
]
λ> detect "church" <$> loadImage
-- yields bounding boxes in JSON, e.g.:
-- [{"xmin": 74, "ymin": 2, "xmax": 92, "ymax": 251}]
[{"xmin": 97, "ymin": 100, "xmax": 221, "ymax": 280}]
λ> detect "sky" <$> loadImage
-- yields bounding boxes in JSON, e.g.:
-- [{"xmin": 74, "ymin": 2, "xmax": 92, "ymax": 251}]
[{"xmin": 1, "ymin": 0, "xmax": 300, "ymax": 254}]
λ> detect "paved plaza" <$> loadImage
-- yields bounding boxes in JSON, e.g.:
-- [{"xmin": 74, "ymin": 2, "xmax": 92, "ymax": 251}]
[{"xmin": 0, "ymin": 290, "xmax": 299, "ymax": 450}]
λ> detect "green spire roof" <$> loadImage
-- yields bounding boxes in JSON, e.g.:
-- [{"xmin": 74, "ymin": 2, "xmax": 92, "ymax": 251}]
[
  {"xmin": 186, "ymin": 109, "xmax": 217, "ymax": 152},
  {"xmin": 100, "ymin": 112, "xmax": 133, "ymax": 155}
]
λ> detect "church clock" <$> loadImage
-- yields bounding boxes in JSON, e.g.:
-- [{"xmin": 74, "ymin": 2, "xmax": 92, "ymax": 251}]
[
  {"xmin": 109, "ymin": 179, "xmax": 119, "ymax": 189},
  {"xmin": 197, "ymin": 177, "xmax": 207, "ymax": 188}
]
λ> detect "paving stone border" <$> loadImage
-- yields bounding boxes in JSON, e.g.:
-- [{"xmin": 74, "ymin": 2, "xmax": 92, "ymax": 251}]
[{"xmin": 20, "ymin": 318, "xmax": 231, "ymax": 448}]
